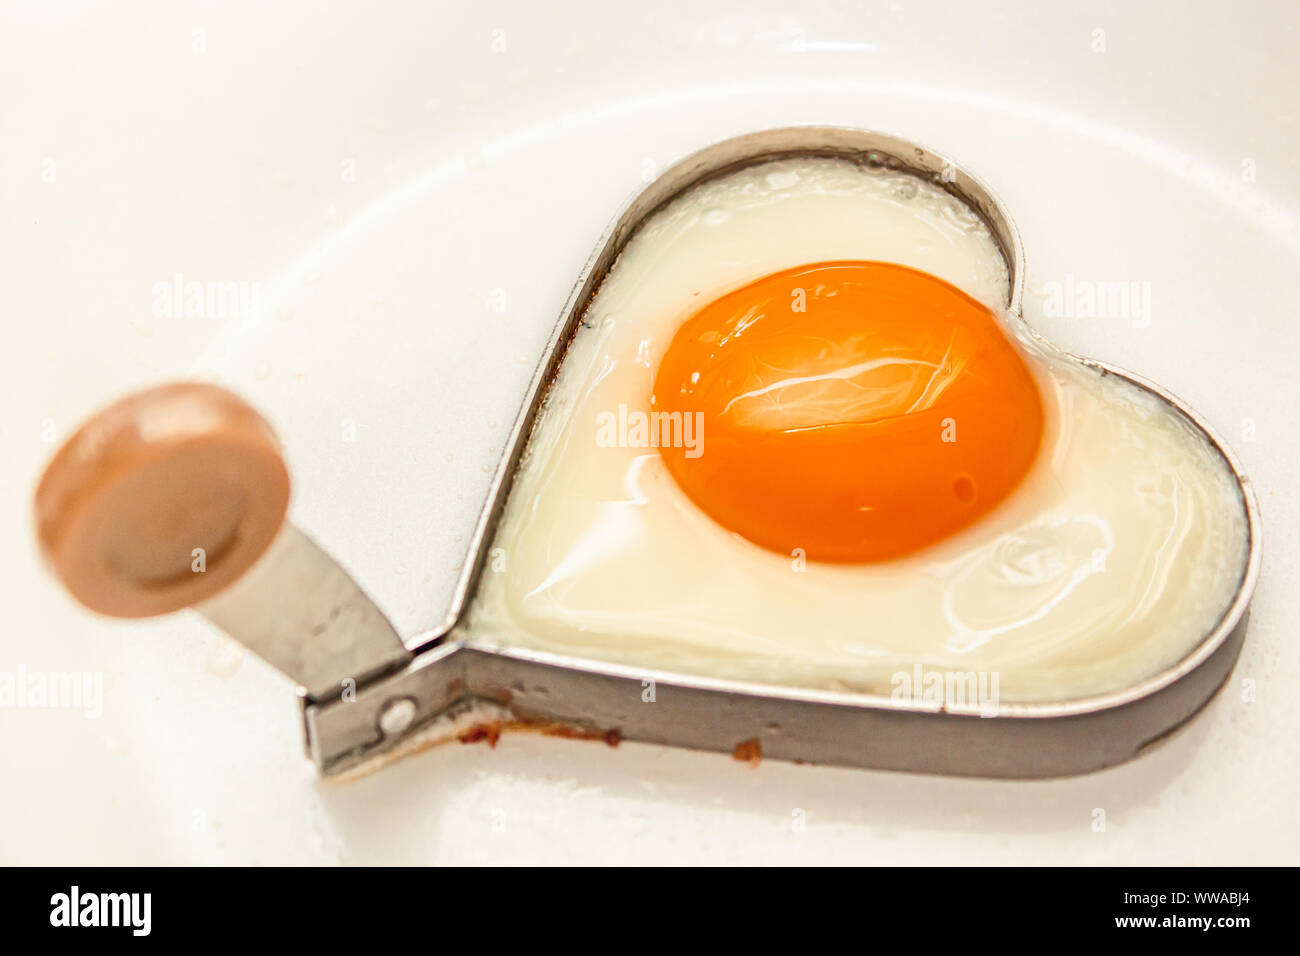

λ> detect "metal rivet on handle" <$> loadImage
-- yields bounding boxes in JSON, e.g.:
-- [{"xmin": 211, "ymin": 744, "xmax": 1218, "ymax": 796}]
[{"xmin": 378, "ymin": 697, "xmax": 418, "ymax": 737}]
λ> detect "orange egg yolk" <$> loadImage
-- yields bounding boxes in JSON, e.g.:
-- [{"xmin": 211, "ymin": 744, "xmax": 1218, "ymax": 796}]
[{"xmin": 651, "ymin": 261, "xmax": 1044, "ymax": 563}]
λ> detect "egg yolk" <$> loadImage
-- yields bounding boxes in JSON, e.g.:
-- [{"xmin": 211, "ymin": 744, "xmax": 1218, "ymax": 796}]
[{"xmin": 651, "ymin": 261, "xmax": 1044, "ymax": 563}]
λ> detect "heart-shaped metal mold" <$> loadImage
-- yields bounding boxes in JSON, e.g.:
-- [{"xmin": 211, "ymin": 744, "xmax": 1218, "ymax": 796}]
[
  {"xmin": 305, "ymin": 127, "xmax": 1260, "ymax": 779},
  {"xmin": 36, "ymin": 127, "xmax": 1259, "ymax": 779}
]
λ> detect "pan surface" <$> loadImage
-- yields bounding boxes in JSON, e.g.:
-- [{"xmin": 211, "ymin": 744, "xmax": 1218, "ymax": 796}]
[{"xmin": 5, "ymin": 2, "xmax": 1292, "ymax": 865}]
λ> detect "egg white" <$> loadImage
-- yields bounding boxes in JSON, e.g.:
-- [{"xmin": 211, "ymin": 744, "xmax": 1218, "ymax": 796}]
[{"xmin": 468, "ymin": 157, "xmax": 1249, "ymax": 703}]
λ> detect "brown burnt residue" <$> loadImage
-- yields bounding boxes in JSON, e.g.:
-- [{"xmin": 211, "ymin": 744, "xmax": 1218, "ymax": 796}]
[
  {"xmin": 733, "ymin": 737, "xmax": 762, "ymax": 767},
  {"xmin": 458, "ymin": 718, "xmax": 621, "ymax": 750},
  {"xmin": 542, "ymin": 724, "xmax": 622, "ymax": 748},
  {"xmin": 458, "ymin": 723, "xmax": 503, "ymax": 748}
]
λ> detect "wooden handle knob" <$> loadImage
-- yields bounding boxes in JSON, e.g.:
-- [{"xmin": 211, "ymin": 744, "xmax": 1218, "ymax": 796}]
[{"xmin": 34, "ymin": 383, "xmax": 291, "ymax": 618}]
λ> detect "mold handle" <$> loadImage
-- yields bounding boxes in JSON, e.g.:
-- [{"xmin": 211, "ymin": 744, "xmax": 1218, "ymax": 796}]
[{"xmin": 33, "ymin": 382, "xmax": 411, "ymax": 700}]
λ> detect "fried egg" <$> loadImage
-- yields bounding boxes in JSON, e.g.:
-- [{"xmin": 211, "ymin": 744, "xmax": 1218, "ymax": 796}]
[{"xmin": 468, "ymin": 156, "xmax": 1250, "ymax": 703}]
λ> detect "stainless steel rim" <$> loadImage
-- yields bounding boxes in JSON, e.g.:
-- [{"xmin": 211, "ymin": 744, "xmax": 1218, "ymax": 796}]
[{"xmin": 439, "ymin": 124, "xmax": 1259, "ymax": 719}]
